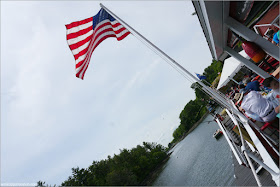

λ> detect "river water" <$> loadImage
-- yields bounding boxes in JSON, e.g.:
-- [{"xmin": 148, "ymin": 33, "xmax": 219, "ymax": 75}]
[{"xmin": 153, "ymin": 114, "xmax": 235, "ymax": 186}]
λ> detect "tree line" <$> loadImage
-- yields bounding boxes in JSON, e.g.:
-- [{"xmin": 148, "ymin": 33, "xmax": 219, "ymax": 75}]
[{"xmin": 59, "ymin": 142, "xmax": 167, "ymax": 186}]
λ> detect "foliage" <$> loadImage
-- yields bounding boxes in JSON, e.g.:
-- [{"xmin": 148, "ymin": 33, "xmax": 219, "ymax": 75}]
[
  {"xmin": 61, "ymin": 142, "xmax": 168, "ymax": 186},
  {"xmin": 236, "ymin": 41, "xmax": 243, "ymax": 48},
  {"xmin": 170, "ymin": 98, "xmax": 207, "ymax": 144},
  {"xmin": 203, "ymin": 60, "xmax": 223, "ymax": 83},
  {"xmin": 36, "ymin": 181, "xmax": 46, "ymax": 187},
  {"xmin": 36, "ymin": 181, "xmax": 56, "ymax": 187}
]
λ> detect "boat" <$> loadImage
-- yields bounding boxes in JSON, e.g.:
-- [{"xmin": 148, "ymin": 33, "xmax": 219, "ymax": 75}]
[
  {"xmin": 206, "ymin": 104, "xmax": 214, "ymax": 113},
  {"xmin": 213, "ymin": 129, "xmax": 223, "ymax": 139},
  {"xmin": 192, "ymin": 1, "xmax": 279, "ymax": 186}
]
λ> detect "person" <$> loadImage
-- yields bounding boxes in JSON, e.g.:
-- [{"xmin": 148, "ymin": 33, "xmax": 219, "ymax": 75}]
[
  {"xmin": 262, "ymin": 76, "xmax": 280, "ymax": 115},
  {"xmin": 272, "ymin": 30, "xmax": 279, "ymax": 46},
  {"xmin": 238, "ymin": 83, "xmax": 246, "ymax": 93},
  {"xmin": 262, "ymin": 76, "xmax": 279, "ymax": 95},
  {"xmin": 227, "ymin": 86, "xmax": 238, "ymax": 99},
  {"xmin": 244, "ymin": 80, "xmax": 261, "ymax": 91},
  {"xmin": 236, "ymin": 91, "xmax": 277, "ymax": 122},
  {"xmin": 242, "ymin": 75, "xmax": 251, "ymax": 85}
]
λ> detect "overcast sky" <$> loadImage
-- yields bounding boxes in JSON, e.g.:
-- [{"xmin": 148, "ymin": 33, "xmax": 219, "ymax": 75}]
[{"xmin": 1, "ymin": 1, "xmax": 212, "ymax": 185}]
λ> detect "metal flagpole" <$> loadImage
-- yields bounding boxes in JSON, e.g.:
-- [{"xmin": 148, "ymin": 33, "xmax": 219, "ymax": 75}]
[{"xmin": 99, "ymin": 3, "xmax": 249, "ymax": 122}]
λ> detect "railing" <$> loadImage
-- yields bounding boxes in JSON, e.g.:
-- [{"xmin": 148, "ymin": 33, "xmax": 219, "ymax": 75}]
[
  {"xmin": 223, "ymin": 109, "xmax": 262, "ymax": 186},
  {"xmin": 253, "ymin": 15, "xmax": 280, "ymax": 36},
  {"xmin": 219, "ymin": 103, "xmax": 280, "ymax": 187},
  {"xmin": 215, "ymin": 118, "xmax": 247, "ymax": 166}
]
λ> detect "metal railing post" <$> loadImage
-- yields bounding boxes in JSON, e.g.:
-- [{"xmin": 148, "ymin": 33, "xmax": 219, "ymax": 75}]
[{"xmin": 225, "ymin": 109, "xmax": 262, "ymax": 186}]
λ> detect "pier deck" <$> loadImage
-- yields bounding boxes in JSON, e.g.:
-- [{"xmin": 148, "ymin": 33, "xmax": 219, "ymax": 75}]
[
  {"xmin": 232, "ymin": 152, "xmax": 276, "ymax": 186},
  {"xmin": 219, "ymin": 115, "xmax": 278, "ymax": 186}
]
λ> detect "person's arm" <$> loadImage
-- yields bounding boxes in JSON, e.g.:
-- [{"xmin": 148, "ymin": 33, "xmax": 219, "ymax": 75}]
[
  {"xmin": 239, "ymin": 106, "xmax": 245, "ymax": 113},
  {"xmin": 275, "ymin": 105, "xmax": 280, "ymax": 114}
]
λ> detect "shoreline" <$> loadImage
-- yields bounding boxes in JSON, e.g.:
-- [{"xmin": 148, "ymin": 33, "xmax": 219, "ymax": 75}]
[
  {"xmin": 168, "ymin": 111, "xmax": 210, "ymax": 151},
  {"xmin": 181, "ymin": 111, "xmax": 210, "ymax": 139}
]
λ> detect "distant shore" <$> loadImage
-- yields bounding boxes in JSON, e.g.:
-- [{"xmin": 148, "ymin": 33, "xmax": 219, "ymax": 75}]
[
  {"xmin": 168, "ymin": 111, "xmax": 210, "ymax": 151},
  {"xmin": 181, "ymin": 111, "xmax": 210, "ymax": 139}
]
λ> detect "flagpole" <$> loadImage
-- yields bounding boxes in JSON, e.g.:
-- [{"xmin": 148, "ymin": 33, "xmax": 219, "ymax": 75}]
[{"xmin": 100, "ymin": 3, "xmax": 249, "ymax": 122}]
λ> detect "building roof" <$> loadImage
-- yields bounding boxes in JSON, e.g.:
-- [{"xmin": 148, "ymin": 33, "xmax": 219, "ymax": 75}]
[{"xmin": 216, "ymin": 50, "xmax": 248, "ymax": 90}]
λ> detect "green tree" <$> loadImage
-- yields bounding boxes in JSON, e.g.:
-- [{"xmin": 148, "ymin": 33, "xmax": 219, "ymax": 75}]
[
  {"xmin": 36, "ymin": 181, "xmax": 46, "ymax": 187},
  {"xmin": 106, "ymin": 168, "xmax": 137, "ymax": 185},
  {"xmin": 61, "ymin": 142, "xmax": 168, "ymax": 186}
]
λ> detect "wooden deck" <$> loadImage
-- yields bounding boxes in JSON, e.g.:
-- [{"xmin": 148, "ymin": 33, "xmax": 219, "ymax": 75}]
[
  {"xmin": 232, "ymin": 152, "xmax": 276, "ymax": 186},
  {"xmin": 219, "ymin": 114, "xmax": 279, "ymax": 186}
]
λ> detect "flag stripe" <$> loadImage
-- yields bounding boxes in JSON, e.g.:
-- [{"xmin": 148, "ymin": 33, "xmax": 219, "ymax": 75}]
[
  {"xmin": 116, "ymin": 31, "xmax": 130, "ymax": 41},
  {"xmin": 66, "ymin": 17, "xmax": 93, "ymax": 30},
  {"xmin": 69, "ymin": 33, "xmax": 92, "ymax": 51},
  {"xmin": 113, "ymin": 27, "xmax": 127, "ymax": 35},
  {"xmin": 71, "ymin": 40, "xmax": 91, "ymax": 56},
  {"xmin": 73, "ymin": 44, "xmax": 90, "ymax": 60},
  {"xmin": 67, "ymin": 26, "xmax": 93, "ymax": 41},
  {"xmin": 112, "ymin": 23, "xmax": 124, "ymax": 30},
  {"xmin": 111, "ymin": 20, "xmax": 120, "ymax": 26}
]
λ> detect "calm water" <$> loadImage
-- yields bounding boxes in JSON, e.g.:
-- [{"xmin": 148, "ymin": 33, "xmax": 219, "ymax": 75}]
[{"xmin": 153, "ymin": 114, "xmax": 235, "ymax": 186}]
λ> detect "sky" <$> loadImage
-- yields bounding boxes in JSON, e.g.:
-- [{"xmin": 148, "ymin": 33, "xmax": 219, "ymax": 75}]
[{"xmin": 1, "ymin": 1, "xmax": 213, "ymax": 186}]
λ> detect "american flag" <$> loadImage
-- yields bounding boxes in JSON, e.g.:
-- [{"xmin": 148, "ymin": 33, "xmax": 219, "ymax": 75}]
[{"xmin": 66, "ymin": 8, "xmax": 130, "ymax": 79}]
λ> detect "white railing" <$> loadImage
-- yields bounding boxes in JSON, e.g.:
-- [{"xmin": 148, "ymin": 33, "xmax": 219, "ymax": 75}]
[
  {"xmin": 224, "ymin": 104, "xmax": 280, "ymax": 187},
  {"xmin": 215, "ymin": 118, "xmax": 247, "ymax": 166},
  {"xmin": 224, "ymin": 109, "xmax": 262, "ymax": 186}
]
